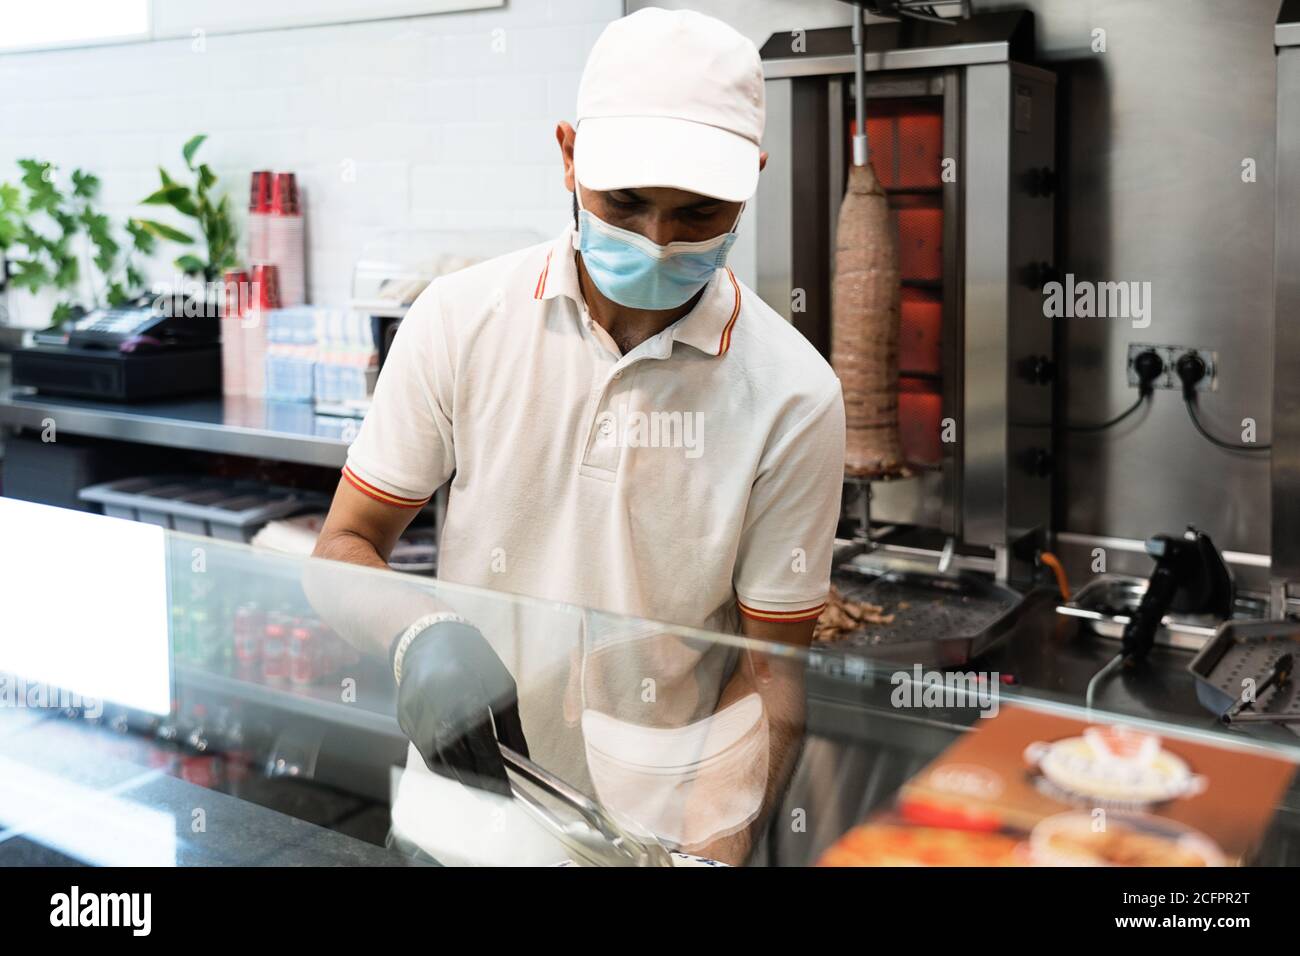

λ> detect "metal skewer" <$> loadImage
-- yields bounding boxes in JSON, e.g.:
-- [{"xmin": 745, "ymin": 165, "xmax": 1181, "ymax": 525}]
[{"xmin": 852, "ymin": 3, "xmax": 868, "ymax": 168}]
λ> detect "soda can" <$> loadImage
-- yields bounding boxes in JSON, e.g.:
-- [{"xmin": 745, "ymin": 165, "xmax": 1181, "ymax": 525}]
[
  {"xmin": 289, "ymin": 623, "xmax": 316, "ymax": 687},
  {"xmin": 233, "ymin": 603, "xmax": 265, "ymax": 680},
  {"xmin": 261, "ymin": 611, "xmax": 289, "ymax": 685}
]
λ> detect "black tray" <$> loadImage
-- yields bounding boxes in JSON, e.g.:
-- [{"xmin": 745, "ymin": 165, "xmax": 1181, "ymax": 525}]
[{"xmin": 817, "ymin": 565, "xmax": 1026, "ymax": 668}]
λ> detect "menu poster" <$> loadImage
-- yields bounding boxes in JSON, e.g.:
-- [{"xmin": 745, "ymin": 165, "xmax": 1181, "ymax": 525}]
[{"xmin": 819, "ymin": 704, "xmax": 1296, "ymax": 867}]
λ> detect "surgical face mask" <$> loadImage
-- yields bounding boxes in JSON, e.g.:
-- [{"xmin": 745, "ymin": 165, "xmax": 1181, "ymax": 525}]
[{"xmin": 573, "ymin": 189, "xmax": 741, "ymax": 311}]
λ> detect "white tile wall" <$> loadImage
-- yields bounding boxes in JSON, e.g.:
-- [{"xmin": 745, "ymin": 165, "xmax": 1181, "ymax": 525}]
[{"xmin": 0, "ymin": 0, "xmax": 623, "ymax": 324}]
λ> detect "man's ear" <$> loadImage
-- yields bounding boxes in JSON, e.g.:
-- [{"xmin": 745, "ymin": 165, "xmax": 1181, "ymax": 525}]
[
  {"xmin": 759, "ymin": 150, "xmax": 768, "ymax": 173},
  {"xmin": 556, "ymin": 121, "xmax": 577, "ymax": 192}
]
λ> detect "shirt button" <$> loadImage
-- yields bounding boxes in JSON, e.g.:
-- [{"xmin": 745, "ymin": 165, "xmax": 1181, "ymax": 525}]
[
  {"xmin": 613, "ymin": 370, "xmax": 622, "ymax": 380},
  {"xmin": 600, "ymin": 419, "xmax": 613, "ymax": 434}
]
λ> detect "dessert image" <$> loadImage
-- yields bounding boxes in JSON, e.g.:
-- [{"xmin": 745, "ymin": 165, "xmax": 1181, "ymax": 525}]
[{"xmin": 1024, "ymin": 725, "xmax": 1207, "ymax": 806}]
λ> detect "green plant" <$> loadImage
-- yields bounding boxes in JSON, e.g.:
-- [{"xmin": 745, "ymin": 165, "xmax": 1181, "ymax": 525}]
[
  {"xmin": 0, "ymin": 159, "xmax": 153, "ymax": 324},
  {"xmin": 136, "ymin": 134, "xmax": 238, "ymax": 284}
]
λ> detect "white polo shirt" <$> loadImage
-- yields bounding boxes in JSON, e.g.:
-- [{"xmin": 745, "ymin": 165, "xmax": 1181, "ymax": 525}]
[{"xmin": 343, "ymin": 227, "xmax": 845, "ymax": 635}]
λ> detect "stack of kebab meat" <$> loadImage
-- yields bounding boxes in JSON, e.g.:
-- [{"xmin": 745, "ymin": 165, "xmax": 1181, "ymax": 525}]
[
  {"xmin": 832, "ymin": 161, "xmax": 911, "ymax": 479},
  {"xmin": 818, "ymin": 3, "xmax": 912, "ymax": 643},
  {"xmin": 817, "ymin": 180, "xmax": 909, "ymax": 645}
]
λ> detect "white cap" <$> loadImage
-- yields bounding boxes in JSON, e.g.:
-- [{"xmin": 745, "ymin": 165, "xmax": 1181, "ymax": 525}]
[{"xmin": 574, "ymin": 7, "xmax": 765, "ymax": 203}]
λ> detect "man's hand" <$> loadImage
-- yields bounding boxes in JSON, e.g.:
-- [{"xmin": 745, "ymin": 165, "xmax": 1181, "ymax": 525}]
[{"xmin": 395, "ymin": 620, "xmax": 530, "ymax": 797}]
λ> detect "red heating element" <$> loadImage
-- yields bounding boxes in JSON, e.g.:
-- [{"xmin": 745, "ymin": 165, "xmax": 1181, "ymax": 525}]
[{"xmin": 854, "ymin": 99, "xmax": 945, "ymax": 467}]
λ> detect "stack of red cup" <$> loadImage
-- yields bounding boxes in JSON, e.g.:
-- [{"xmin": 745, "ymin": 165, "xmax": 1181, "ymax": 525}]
[
  {"xmin": 243, "ymin": 263, "xmax": 281, "ymax": 398},
  {"xmin": 265, "ymin": 172, "xmax": 305, "ymax": 307},
  {"xmin": 221, "ymin": 269, "xmax": 250, "ymax": 396},
  {"xmin": 247, "ymin": 171, "xmax": 272, "ymax": 265}
]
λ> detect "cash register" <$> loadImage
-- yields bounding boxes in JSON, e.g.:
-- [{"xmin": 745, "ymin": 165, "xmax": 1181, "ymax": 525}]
[{"xmin": 13, "ymin": 299, "xmax": 221, "ymax": 402}]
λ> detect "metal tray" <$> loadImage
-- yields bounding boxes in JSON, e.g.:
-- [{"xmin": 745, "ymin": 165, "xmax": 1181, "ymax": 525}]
[
  {"xmin": 819, "ymin": 565, "xmax": 1026, "ymax": 668},
  {"xmin": 1056, "ymin": 574, "xmax": 1267, "ymax": 651},
  {"xmin": 1187, "ymin": 619, "xmax": 1300, "ymax": 724}
]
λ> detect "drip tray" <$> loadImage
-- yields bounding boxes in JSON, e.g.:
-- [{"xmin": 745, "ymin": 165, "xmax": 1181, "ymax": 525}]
[
  {"xmin": 1188, "ymin": 619, "xmax": 1300, "ymax": 737},
  {"xmin": 821, "ymin": 564, "xmax": 1025, "ymax": 668}
]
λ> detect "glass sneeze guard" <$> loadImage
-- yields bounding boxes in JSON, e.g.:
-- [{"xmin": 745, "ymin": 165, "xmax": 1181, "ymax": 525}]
[{"xmin": 2, "ymin": 497, "xmax": 1299, "ymax": 867}]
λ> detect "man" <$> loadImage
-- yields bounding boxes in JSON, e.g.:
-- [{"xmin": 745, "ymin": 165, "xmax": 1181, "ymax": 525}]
[{"xmin": 313, "ymin": 7, "xmax": 845, "ymax": 864}]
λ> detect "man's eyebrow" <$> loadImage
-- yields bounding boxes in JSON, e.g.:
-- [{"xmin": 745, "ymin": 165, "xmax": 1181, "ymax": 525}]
[{"xmin": 609, "ymin": 189, "xmax": 723, "ymax": 209}]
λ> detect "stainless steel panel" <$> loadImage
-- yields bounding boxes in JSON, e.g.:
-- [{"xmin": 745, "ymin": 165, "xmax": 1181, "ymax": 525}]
[
  {"xmin": 1273, "ymin": 47, "xmax": 1300, "ymax": 586},
  {"xmin": 762, "ymin": 41, "xmax": 1010, "ymax": 78},
  {"xmin": 961, "ymin": 61, "xmax": 1012, "ymax": 547},
  {"xmin": 1004, "ymin": 63, "xmax": 1056, "ymax": 554},
  {"xmin": 941, "ymin": 67, "xmax": 966, "ymax": 538},
  {"xmin": 790, "ymin": 77, "xmax": 834, "ymax": 354},
  {"xmin": 826, "ymin": 76, "xmax": 846, "ymax": 250},
  {"xmin": 978, "ymin": 0, "xmax": 1277, "ymax": 555},
  {"xmin": 756, "ymin": 77, "xmax": 794, "ymax": 322}
]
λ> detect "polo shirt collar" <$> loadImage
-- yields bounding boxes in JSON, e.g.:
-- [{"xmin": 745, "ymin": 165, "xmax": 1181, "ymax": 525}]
[{"xmin": 534, "ymin": 228, "xmax": 742, "ymax": 358}]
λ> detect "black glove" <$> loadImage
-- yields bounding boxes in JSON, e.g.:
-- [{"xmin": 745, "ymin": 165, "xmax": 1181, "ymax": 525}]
[{"xmin": 394, "ymin": 620, "xmax": 529, "ymax": 796}]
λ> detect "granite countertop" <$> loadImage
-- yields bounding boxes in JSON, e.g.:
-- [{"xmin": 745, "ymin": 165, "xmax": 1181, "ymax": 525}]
[{"xmin": 0, "ymin": 708, "xmax": 426, "ymax": 867}]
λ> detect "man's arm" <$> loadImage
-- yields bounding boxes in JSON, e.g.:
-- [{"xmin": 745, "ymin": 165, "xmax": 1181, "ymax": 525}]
[
  {"xmin": 682, "ymin": 616, "xmax": 811, "ymax": 866},
  {"xmin": 302, "ymin": 477, "xmax": 445, "ymax": 655},
  {"xmin": 312, "ymin": 476, "xmax": 421, "ymax": 570},
  {"xmin": 302, "ymin": 480, "xmax": 447, "ymax": 656},
  {"xmin": 302, "ymin": 482, "xmax": 529, "ymax": 797},
  {"xmin": 682, "ymin": 379, "xmax": 844, "ymax": 864},
  {"xmin": 313, "ymin": 277, "xmax": 454, "ymax": 575}
]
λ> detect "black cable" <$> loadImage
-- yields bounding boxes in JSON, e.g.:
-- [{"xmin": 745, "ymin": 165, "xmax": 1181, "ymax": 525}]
[
  {"xmin": 1184, "ymin": 395, "xmax": 1270, "ymax": 452},
  {"xmin": 1065, "ymin": 391, "xmax": 1148, "ymax": 433}
]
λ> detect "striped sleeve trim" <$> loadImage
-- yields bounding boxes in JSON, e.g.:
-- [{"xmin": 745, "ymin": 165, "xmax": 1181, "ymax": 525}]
[
  {"xmin": 341, "ymin": 465, "xmax": 432, "ymax": 509},
  {"xmin": 737, "ymin": 600, "xmax": 827, "ymax": 624}
]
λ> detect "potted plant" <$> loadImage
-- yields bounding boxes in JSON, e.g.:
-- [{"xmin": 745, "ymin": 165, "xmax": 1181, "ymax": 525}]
[
  {"xmin": 136, "ymin": 134, "xmax": 238, "ymax": 289},
  {"xmin": 0, "ymin": 160, "xmax": 154, "ymax": 329}
]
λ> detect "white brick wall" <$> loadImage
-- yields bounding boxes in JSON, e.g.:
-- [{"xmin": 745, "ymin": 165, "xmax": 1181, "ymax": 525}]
[{"xmin": 0, "ymin": 0, "xmax": 623, "ymax": 323}]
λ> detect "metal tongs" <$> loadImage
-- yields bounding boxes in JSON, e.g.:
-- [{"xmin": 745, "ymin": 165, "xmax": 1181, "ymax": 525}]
[
  {"xmin": 499, "ymin": 745, "xmax": 673, "ymax": 867},
  {"xmin": 1222, "ymin": 652, "xmax": 1296, "ymax": 725}
]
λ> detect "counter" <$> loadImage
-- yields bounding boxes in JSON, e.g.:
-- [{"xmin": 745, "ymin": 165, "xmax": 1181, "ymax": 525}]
[
  {"xmin": 0, "ymin": 709, "xmax": 417, "ymax": 866},
  {"xmin": 1, "ymin": 496, "xmax": 1298, "ymax": 867},
  {"xmin": 0, "ymin": 386, "xmax": 349, "ymax": 468}
]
